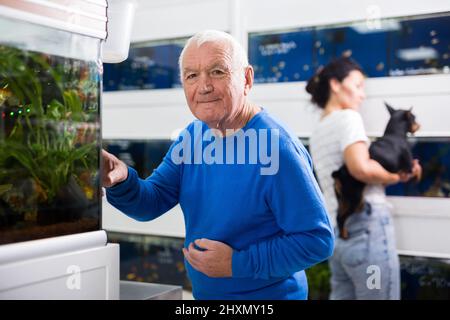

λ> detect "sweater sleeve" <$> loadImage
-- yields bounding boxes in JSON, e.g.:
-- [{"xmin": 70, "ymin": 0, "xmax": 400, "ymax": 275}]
[
  {"xmin": 232, "ymin": 136, "xmax": 334, "ymax": 279},
  {"xmin": 106, "ymin": 141, "xmax": 181, "ymax": 222}
]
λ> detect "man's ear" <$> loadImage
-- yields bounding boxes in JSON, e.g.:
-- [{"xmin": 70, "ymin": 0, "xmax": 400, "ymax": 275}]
[
  {"xmin": 384, "ymin": 102, "xmax": 395, "ymax": 115},
  {"xmin": 244, "ymin": 65, "xmax": 254, "ymax": 96}
]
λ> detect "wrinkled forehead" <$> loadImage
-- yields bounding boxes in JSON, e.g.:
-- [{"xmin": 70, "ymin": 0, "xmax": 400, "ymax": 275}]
[{"xmin": 182, "ymin": 41, "xmax": 233, "ymax": 69}]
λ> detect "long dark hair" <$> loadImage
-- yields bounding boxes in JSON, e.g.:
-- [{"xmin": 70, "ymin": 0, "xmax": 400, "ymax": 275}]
[{"xmin": 306, "ymin": 57, "xmax": 364, "ymax": 109}]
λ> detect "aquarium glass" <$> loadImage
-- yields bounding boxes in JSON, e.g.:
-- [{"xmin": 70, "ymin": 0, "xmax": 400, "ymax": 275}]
[{"xmin": 0, "ymin": 16, "xmax": 102, "ymax": 244}]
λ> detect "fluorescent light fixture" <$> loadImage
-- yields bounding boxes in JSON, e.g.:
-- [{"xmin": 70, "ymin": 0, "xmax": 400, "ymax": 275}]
[
  {"xmin": 397, "ymin": 47, "xmax": 439, "ymax": 61},
  {"xmin": 351, "ymin": 20, "xmax": 401, "ymax": 34}
]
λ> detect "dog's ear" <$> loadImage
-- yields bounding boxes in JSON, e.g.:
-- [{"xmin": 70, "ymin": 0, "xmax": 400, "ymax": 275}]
[
  {"xmin": 384, "ymin": 102, "xmax": 395, "ymax": 115},
  {"xmin": 404, "ymin": 109, "xmax": 416, "ymax": 124},
  {"xmin": 409, "ymin": 106, "xmax": 413, "ymax": 112}
]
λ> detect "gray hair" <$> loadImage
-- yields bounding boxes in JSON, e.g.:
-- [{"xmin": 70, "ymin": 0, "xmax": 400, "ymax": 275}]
[{"xmin": 178, "ymin": 30, "xmax": 249, "ymax": 82}]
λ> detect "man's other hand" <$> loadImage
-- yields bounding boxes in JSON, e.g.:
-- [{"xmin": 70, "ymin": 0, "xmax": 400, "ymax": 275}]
[{"xmin": 183, "ymin": 238, "xmax": 233, "ymax": 278}]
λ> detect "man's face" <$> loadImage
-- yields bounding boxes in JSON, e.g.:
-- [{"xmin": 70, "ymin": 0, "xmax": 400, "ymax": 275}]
[{"xmin": 181, "ymin": 42, "xmax": 251, "ymax": 126}]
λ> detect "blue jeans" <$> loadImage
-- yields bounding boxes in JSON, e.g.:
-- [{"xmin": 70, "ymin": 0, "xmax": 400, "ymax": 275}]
[{"xmin": 329, "ymin": 202, "xmax": 400, "ymax": 300}]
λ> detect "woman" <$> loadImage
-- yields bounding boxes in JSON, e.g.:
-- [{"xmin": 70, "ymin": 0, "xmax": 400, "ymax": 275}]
[{"xmin": 307, "ymin": 57, "xmax": 421, "ymax": 300}]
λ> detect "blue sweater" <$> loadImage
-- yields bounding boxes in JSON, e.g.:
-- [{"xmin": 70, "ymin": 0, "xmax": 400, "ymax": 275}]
[{"xmin": 106, "ymin": 109, "xmax": 334, "ymax": 300}]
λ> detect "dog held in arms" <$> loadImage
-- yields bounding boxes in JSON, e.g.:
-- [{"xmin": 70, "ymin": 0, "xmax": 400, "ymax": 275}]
[{"xmin": 332, "ymin": 102, "xmax": 421, "ymax": 239}]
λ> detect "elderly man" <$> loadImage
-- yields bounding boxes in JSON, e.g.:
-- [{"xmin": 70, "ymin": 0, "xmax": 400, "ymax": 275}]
[{"xmin": 102, "ymin": 30, "xmax": 334, "ymax": 300}]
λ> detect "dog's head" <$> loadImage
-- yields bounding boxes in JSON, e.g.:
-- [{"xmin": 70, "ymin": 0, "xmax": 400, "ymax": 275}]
[{"xmin": 385, "ymin": 102, "xmax": 420, "ymax": 135}]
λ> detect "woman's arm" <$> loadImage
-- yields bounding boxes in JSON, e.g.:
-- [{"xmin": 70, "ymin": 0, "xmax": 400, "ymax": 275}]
[{"xmin": 344, "ymin": 141, "xmax": 403, "ymax": 185}]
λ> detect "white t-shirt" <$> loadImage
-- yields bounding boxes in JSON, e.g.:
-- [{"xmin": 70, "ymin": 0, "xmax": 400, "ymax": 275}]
[{"xmin": 309, "ymin": 109, "xmax": 386, "ymax": 228}]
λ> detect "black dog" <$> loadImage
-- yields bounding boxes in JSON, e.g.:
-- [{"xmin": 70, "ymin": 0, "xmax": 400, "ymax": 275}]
[{"xmin": 332, "ymin": 102, "xmax": 420, "ymax": 239}]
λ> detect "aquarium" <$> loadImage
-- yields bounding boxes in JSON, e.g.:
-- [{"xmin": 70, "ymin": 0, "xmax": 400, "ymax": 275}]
[
  {"xmin": 103, "ymin": 38, "xmax": 188, "ymax": 91},
  {"xmin": 386, "ymin": 138, "xmax": 450, "ymax": 198},
  {"xmin": 0, "ymin": 16, "xmax": 102, "ymax": 245},
  {"xmin": 400, "ymin": 254, "xmax": 450, "ymax": 300},
  {"xmin": 107, "ymin": 232, "xmax": 190, "ymax": 290},
  {"xmin": 103, "ymin": 139, "xmax": 173, "ymax": 178},
  {"xmin": 249, "ymin": 13, "xmax": 450, "ymax": 83}
]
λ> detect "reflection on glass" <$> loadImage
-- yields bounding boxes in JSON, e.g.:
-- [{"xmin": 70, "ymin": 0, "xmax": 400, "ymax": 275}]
[
  {"xmin": 103, "ymin": 38, "xmax": 187, "ymax": 91},
  {"xmin": 0, "ymin": 22, "xmax": 101, "ymax": 245},
  {"xmin": 107, "ymin": 232, "xmax": 190, "ymax": 289},
  {"xmin": 400, "ymin": 255, "xmax": 450, "ymax": 300},
  {"xmin": 386, "ymin": 138, "xmax": 450, "ymax": 197},
  {"xmin": 249, "ymin": 13, "xmax": 450, "ymax": 83}
]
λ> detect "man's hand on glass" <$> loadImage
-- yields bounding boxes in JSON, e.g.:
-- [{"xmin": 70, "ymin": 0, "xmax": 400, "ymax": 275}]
[{"xmin": 101, "ymin": 149, "xmax": 128, "ymax": 188}]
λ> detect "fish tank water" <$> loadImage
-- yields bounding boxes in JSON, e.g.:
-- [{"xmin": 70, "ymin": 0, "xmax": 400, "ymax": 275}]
[{"xmin": 0, "ymin": 16, "xmax": 102, "ymax": 245}]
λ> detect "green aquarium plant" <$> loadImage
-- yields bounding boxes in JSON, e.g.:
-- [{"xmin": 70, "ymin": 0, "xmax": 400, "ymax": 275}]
[
  {"xmin": 0, "ymin": 45, "xmax": 99, "ymax": 224},
  {"xmin": 305, "ymin": 260, "xmax": 331, "ymax": 300}
]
